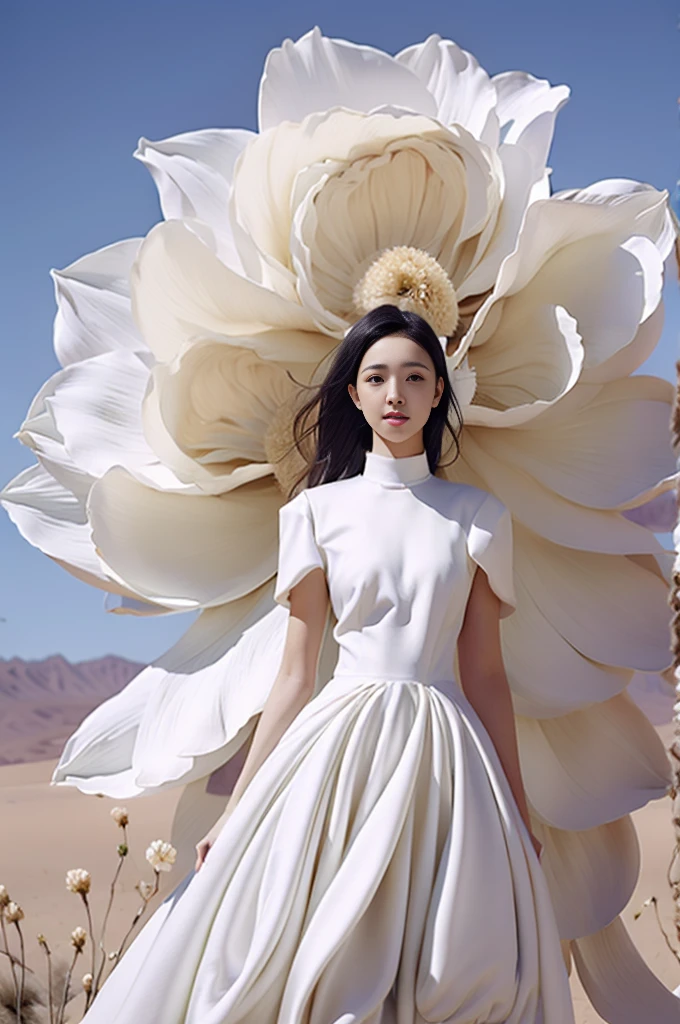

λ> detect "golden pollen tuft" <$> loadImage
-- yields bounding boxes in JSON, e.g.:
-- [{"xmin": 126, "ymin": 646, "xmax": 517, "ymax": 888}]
[{"xmin": 353, "ymin": 246, "xmax": 459, "ymax": 337}]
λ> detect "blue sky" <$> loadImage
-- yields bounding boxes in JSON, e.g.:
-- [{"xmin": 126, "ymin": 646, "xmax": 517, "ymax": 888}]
[{"xmin": 1, "ymin": 0, "xmax": 678, "ymax": 663}]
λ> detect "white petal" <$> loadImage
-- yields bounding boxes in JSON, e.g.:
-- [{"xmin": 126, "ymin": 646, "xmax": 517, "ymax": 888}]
[
  {"xmin": 512, "ymin": 523, "xmax": 672, "ymax": 671},
  {"xmin": 130, "ymin": 220, "xmax": 315, "ymax": 362},
  {"xmin": 395, "ymin": 35, "xmax": 498, "ymax": 143},
  {"xmin": 470, "ymin": 376, "xmax": 676, "ymax": 509},
  {"xmin": 579, "ymin": 301, "xmax": 664, "ymax": 384},
  {"xmin": 517, "ymin": 691, "xmax": 670, "ymax": 830},
  {"xmin": 491, "ymin": 70, "xmax": 569, "ymax": 177},
  {"xmin": 456, "ymin": 431, "xmax": 667, "ymax": 555},
  {"xmin": 1, "ymin": 462, "xmax": 95, "ymax": 568},
  {"xmin": 87, "ymin": 466, "xmax": 284, "ymax": 608},
  {"xmin": 457, "ymin": 143, "xmax": 536, "ymax": 298},
  {"xmin": 572, "ymin": 915, "xmax": 680, "ymax": 1022},
  {"xmin": 502, "ymin": 579, "xmax": 632, "ymax": 718},
  {"xmin": 464, "ymin": 305, "xmax": 584, "ymax": 427},
  {"xmin": 493, "ymin": 188, "xmax": 669, "ymax": 299},
  {"xmin": 134, "ymin": 129, "xmax": 254, "ymax": 269},
  {"xmin": 0, "ymin": 462, "xmax": 167, "ymax": 610},
  {"xmin": 51, "ymin": 239, "xmax": 145, "ymax": 367},
  {"xmin": 142, "ymin": 340, "xmax": 302, "ymax": 494},
  {"xmin": 52, "ymin": 585, "xmax": 282, "ymax": 795},
  {"xmin": 258, "ymin": 27, "xmax": 436, "ymax": 131},
  {"xmin": 555, "ymin": 178, "xmax": 675, "ymax": 261},
  {"xmin": 16, "ymin": 351, "xmax": 198, "ymax": 495},
  {"xmin": 536, "ymin": 815, "xmax": 639, "ymax": 939}
]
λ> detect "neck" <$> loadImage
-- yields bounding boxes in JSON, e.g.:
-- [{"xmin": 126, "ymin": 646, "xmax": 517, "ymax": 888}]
[
  {"xmin": 362, "ymin": 449, "xmax": 432, "ymax": 488},
  {"xmin": 370, "ymin": 431, "xmax": 426, "ymax": 460}
]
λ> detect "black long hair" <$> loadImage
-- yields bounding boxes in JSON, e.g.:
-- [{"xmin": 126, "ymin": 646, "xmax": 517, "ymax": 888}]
[{"xmin": 285, "ymin": 305, "xmax": 463, "ymax": 498}]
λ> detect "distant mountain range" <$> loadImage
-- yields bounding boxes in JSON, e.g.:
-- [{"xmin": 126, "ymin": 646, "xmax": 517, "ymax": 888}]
[
  {"xmin": 0, "ymin": 654, "xmax": 144, "ymax": 766},
  {"xmin": 0, "ymin": 654, "xmax": 674, "ymax": 768}
]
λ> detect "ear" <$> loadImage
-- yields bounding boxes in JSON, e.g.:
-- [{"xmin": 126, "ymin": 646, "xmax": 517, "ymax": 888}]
[
  {"xmin": 347, "ymin": 382, "xmax": 361, "ymax": 410},
  {"xmin": 432, "ymin": 375, "xmax": 445, "ymax": 407}
]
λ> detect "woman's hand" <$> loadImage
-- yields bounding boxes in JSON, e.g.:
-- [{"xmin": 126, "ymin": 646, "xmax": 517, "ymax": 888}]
[{"xmin": 194, "ymin": 804, "xmax": 235, "ymax": 872}]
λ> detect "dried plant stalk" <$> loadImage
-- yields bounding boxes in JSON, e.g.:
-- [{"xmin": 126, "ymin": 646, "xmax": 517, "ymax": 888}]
[{"xmin": 670, "ymin": 356, "xmax": 680, "ymax": 956}]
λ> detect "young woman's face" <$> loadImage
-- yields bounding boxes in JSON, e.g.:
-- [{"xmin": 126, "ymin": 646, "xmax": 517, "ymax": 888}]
[{"xmin": 347, "ymin": 333, "xmax": 445, "ymax": 455}]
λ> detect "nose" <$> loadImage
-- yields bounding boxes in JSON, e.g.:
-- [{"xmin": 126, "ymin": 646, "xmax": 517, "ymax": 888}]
[{"xmin": 386, "ymin": 378, "xmax": 405, "ymax": 405}]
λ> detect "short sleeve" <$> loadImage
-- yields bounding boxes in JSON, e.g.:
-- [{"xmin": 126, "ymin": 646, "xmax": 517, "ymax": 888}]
[
  {"xmin": 466, "ymin": 493, "xmax": 517, "ymax": 618},
  {"xmin": 274, "ymin": 491, "xmax": 326, "ymax": 609}
]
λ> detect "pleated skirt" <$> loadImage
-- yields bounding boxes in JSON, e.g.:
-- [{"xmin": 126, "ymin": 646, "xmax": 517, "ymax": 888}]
[{"xmin": 81, "ymin": 674, "xmax": 575, "ymax": 1024}]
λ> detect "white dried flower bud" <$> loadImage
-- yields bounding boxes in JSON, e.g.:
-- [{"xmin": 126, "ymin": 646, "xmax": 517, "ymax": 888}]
[
  {"xmin": 65, "ymin": 869, "xmax": 91, "ymax": 895},
  {"xmin": 145, "ymin": 840, "xmax": 177, "ymax": 873},
  {"xmin": 82, "ymin": 972, "xmax": 93, "ymax": 993},
  {"xmin": 5, "ymin": 902, "xmax": 24, "ymax": 923},
  {"xmin": 0, "ymin": 886, "xmax": 9, "ymax": 908},
  {"xmin": 136, "ymin": 880, "xmax": 155, "ymax": 900},
  {"xmin": 110, "ymin": 807, "xmax": 129, "ymax": 828},
  {"xmin": 71, "ymin": 926, "xmax": 87, "ymax": 951}
]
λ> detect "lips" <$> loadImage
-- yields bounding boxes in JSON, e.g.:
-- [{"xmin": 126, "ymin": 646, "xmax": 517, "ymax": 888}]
[{"xmin": 384, "ymin": 413, "xmax": 408, "ymax": 421}]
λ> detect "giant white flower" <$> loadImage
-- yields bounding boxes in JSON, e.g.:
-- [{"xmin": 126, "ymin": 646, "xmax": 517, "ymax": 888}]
[{"xmin": 1, "ymin": 28, "xmax": 678, "ymax": 1019}]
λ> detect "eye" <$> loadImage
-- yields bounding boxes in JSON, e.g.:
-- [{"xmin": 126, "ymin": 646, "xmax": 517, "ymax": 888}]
[
  {"xmin": 407, "ymin": 373, "xmax": 424, "ymax": 381},
  {"xmin": 365, "ymin": 374, "xmax": 384, "ymax": 384}
]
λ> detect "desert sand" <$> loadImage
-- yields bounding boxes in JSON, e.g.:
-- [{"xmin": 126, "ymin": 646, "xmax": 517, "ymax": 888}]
[{"xmin": 0, "ymin": 701, "xmax": 678, "ymax": 1021}]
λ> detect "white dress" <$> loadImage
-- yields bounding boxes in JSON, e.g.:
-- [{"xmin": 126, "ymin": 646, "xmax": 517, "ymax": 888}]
[{"xmin": 81, "ymin": 449, "xmax": 575, "ymax": 1023}]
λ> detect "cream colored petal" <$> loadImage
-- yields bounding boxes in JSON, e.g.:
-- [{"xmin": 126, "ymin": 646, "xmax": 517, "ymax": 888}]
[
  {"xmin": 292, "ymin": 141, "xmax": 472, "ymax": 329},
  {"xmin": 17, "ymin": 350, "xmax": 200, "ymax": 495},
  {"xmin": 512, "ymin": 523, "xmax": 671, "ymax": 671},
  {"xmin": 500, "ymin": 572, "xmax": 633, "ymax": 719},
  {"xmin": 130, "ymin": 220, "xmax": 315, "ymax": 362},
  {"xmin": 464, "ymin": 305, "xmax": 583, "ymax": 426},
  {"xmin": 491, "ymin": 189, "xmax": 671, "ymax": 300},
  {"xmin": 51, "ymin": 238, "xmax": 144, "ymax": 367},
  {"xmin": 491, "ymin": 71, "xmax": 570, "ymax": 177},
  {"xmin": 0, "ymin": 462, "xmax": 173, "ymax": 611},
  {"xmin": 554, "ymin": 178, "xmax": 675, "ymax": 262},
  {"xmin": 234, "ymin": 109, "xmax": 491, "ymax": 285},
  {"xmin": 456, "ymin": 143, "xmax": 536, "ymax": 298},
  {"xmin": 453, "ymin": 430, "xmax": 666, "ymax": 554},
  {"xmin": 258, "ymin": 27, "xmax": 436, "ymax": 131},
  {"xmin": 534, "ymin": 815, "xmax": 639, "ymax": 940},
  {"xmin": 134, "ymin": 129, "xmax": 255, "ymax": 270},
  {"xmin": 52, "ymin": 584, "xmax": 280, "ymax": 796},
  {"xmin": 579, "ymin": 301, "xmax": 664, "ymax": 385},
  {"xmin": 87, "ymin": 466, "xmax": 283, "ymax": 608},
  {"xmin": 469, "ymin": 376, "xmax": 675, "ymax": 510},
  {"xmin": 517, "ymin": 691, "xmax": 670, "ymax": 831},
  {"xmin": 504, "ymin": 234, "xmax": 660, "ymax": 374},
  {"xmin": 396, "ymin": 35, "xmax": 498, "ymax": 144},
  {"xmin": 571, "ymin": 915, "xmax": 680, "ymax": 1022},
  {"xmin": 142, "ymin": 340, "xmax": 316, "ymax": 495}
]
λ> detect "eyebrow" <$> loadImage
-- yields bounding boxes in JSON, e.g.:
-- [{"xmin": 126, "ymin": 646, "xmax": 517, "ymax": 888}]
[{"xmin": 362, "ymin": 361, "xmax": 431, "ymax": 371}]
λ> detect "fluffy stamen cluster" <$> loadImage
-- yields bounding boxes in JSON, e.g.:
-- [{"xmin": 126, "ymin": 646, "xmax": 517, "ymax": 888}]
[{"xmin": 353, "ymin": 246, "xmax": 459, "ymax": 338}]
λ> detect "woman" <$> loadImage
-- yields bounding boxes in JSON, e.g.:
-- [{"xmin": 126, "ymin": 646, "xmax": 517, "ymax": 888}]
[{"xmin": 81, "ymin": 302, "xmax": 574, "ymax": 1023}]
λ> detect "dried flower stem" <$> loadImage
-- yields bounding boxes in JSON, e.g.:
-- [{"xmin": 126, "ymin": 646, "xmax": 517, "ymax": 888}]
[
  {"xmin": 110, "ymin": 873, "xmax": 160, "ymax": 970},
  {"xmin": 671, "ymin": 354, "xmax": 680, "ymax": 972},
  {"xmin": 38, "ymin": 935, "xmax": 55, "ymax": 1024},
  {"xmin": 0, "ymin": 914, "xmax": 19, "ymax": 1007},
  {"xmin": 55, "ymin": 946, "xmax": 80, "ymax": 1024},
  {"xmin": 91, "ymin": 830, "xmax": 127, "ymax": 1004},
  {"xmin": 80, "ymin": 893, "xmax": 96, "ymax": 990},
  {"xmin": 13, "ymin": 920, "xmax": 26, "ymax": 1024}
]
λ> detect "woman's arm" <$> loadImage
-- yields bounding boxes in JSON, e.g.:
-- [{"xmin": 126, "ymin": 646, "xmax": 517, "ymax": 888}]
[
  {"xmin": 456, "ymin": 566, "xmax": 542, "ymax": 860},
  {"xmin": 195, "ymin": 565, "xmax": 329, "ymax": 871}
]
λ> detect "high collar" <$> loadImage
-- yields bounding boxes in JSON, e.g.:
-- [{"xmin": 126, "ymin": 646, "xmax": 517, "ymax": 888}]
[{"xmin": 362, "ymin": 450, "xmax": 432, "ymax": 489}]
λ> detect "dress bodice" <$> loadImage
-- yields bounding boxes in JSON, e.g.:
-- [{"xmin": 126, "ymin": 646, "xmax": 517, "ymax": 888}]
[{"xmin": 274, "ymin": 451, "xmax": 516, "ymax": 688}]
